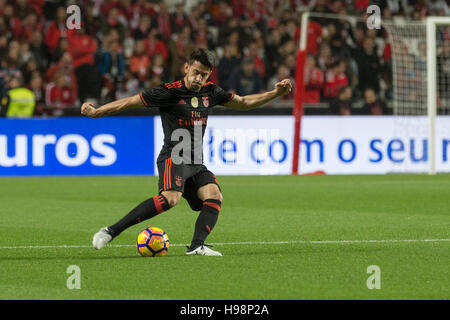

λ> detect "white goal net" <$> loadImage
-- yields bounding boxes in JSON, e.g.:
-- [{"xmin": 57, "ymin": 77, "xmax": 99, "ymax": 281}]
[
  {"xmin": 383, "ymin": 18, "xmax": 450, "ymax": 174},
  {"xmin": 296, "ymin": 12, "xmax": 450, "ymax": 174},
  {"xmin": 384, "ymin": 20, "xmax": 450, "ymax": 116}
]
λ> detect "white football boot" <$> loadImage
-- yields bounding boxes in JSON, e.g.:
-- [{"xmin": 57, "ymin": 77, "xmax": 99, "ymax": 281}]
[
  {"xmin": 92, "ymin": 227, "xmax": 113, "ymax": 250},
  {"xmin": 186, "ymin": 245, "xmax": 223, "ymax": 256}
]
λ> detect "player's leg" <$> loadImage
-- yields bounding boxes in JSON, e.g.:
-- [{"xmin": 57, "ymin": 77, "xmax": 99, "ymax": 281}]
[
  {"xmin": 92, "ymin": 158, "xmax": 182, "ymax": 250},
  {"xmin": 92, "ymin": 193, "xmax": 175, "ymax": 250},
  {"xmin": 188, "ymin": 183, "xmax": 222, "ymax": 247},
  {"xmin": 107, "ymin": 190, "xmax": 181, "ymax": 237},
  {"xmin": 185, "ymin": 170, "xmax": 223, "ymax": 256}
]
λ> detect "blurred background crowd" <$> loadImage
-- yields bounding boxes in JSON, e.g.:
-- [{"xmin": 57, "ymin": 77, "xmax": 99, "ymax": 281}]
[{"xmin": 0, "ymin": 0, "xmax": 449, "ymax": 117}]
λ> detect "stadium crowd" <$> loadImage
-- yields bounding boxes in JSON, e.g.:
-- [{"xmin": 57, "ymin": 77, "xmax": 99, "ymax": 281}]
[{"xmin": 0, "ymin": 0, "xmax": 449, "ymax": 117}]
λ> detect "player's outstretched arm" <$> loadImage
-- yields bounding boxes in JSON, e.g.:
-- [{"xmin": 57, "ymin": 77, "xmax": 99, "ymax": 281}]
[
  {"xmin": 81, "ymin": 94, "xmax": 144, "ymax": 118},
  {"xmin": 224, "ymin": 78, "xmax": 293, "ymax": 111}
]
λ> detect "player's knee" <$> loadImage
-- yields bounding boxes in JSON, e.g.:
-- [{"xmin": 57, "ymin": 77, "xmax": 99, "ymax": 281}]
[
  {"xmin": 161, "ymin": 191, "xmax": 182, "ymax": 208},
  {"xmin": 167, "ymin": 195, "xmax": 181, "ymax": 208},
  {"xmin": 210, "ymin": 190, "xmax": 223, "ymax": 203}
]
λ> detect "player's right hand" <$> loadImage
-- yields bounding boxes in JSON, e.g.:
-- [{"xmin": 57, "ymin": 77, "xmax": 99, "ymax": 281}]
[{"xmin": 81, "ymin": 102, "xmax": 98, "ymax": 118}]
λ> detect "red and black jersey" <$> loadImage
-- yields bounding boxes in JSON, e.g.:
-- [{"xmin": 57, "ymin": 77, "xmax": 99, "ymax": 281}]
[{"xmin": 140, "ymin": 79, "xmax": 233, "ymax": 164}]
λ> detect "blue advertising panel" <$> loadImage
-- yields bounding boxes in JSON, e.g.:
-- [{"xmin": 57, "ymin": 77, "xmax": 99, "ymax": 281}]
[{"xmin": 0, "ymin": 117, "xmax": 155, "ymax": 176}]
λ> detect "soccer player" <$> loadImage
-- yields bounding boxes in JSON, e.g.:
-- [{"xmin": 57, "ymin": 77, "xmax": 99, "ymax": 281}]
[{"xmin": 81, "ymin": 48, "xmax": 292, "ymax": 256}]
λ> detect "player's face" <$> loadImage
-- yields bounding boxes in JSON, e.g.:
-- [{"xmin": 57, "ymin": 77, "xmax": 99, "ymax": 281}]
[{"xmin": 184, "ymin": 61, "xmax": 212, "ymax": 92}]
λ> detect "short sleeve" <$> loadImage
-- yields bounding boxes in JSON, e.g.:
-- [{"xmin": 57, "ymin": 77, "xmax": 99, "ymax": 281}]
[
  {"xmin": 211, "ymin": 84, "xmax": 234, "ymax": 107},
  {"xmin": 139, "ymin": 85, "xmax": 172, "ymax": 108}
]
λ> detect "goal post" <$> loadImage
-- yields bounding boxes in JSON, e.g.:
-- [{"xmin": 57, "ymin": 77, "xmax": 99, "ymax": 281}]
[
  {"xmin": 426, "ymin": 17, "xmax": 450, "ymax": 175},
  {"xmin": 291, "ymin": 12, "xmax": 309, "ymax": 175},
  {"xmin": 293, "ymin": 12, "xmax": 450, "ymax": 175}
]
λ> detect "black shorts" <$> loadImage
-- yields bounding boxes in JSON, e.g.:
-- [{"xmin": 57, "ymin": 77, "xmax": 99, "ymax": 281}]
[{"xmin": 157, "ymin": 157, "xmax": 220, "ymax": 211}]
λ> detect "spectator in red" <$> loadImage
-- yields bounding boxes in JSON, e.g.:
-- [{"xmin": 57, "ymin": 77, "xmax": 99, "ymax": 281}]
[
  {"xmin": 241, "ymin": 0, "xmax": 265, "ymax": 25},
  {"xmin": 130, "ymin": 0, "xmax": 157, "ymax": 18},
  {"xmin": 129, "ymin": 39, "xmax": 150, "ymax": 82},
  {"xmin": 45, "ymin": 53, "xmax": 77, "ymax": 93},
  {"xmin": 67, "ymin": 25, "xmax": 100, "ymax": 102},
  {"xmin": 245, "ymin": 42, "xmax": 266, "ymax": 81},
  {"xmin": 323, "ymin": 59, "xmax": 348, "ymax": 101},
  {"xmin": 45, "ymin": 72, "xmax": 77, "ymax": 116},
  {"xmin": 195, "ymin": 18, "xmax": 216, "ymax": 50},
  {"xmin": 18, "ymin": 12, "xmax": 43, "ymax": 42},
  {"xmin": 150, "ymin": 53, "xmax": 168, "ymax": 83},
  {"xmin": 116, "ymin": 0, "xmax": 134, "ymax": 22},
  {"xmin": 212, "ymin": 1, "xmax": 233, "ymax": 26},
  {"xmin": 296, "ymin": 18, "xmax": 322, "ymax": 55},
  {"xmin": 304, "ymin": 54, "xmax": 324, "ymax": 104},
  {"xmin": 29, "ymin": 0, "xmax": 44, "ymax": 16},
  {"xmin": 354, "ymin": 0, "xmax": 370, "ymax": 13},
  {"xmin": 155, "ymin": 2, "xmax": 172, "ymax": 42},
  {"xmin": 144, "ymin": 29, "xmax": 169, "ymax": 63},
  {"xmin": 3, "ymin": 4, "xmax": 23, "ymax": 41},
  {"xmin": 44, "ymin": 6, "xmax": 67, "ymax": 55},
  {"xmin": 413, "ymin": 0, "xmax": 428, "ymax": 18},
  {"xmin": 101, "ymin": 0, "xmax": 120, "ymax": 15},
  {"xmin": 229, "ymin": 0, "xmax": 245, "ymax": 18}
]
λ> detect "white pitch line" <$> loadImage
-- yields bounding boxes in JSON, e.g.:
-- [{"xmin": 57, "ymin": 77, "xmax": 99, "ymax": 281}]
[{"xmin": 0, "ymin": 239, "xmax": 449, "ymax": 249}]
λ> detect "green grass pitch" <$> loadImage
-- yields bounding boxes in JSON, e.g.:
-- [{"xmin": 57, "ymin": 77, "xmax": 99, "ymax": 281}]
[{"xmin": 0, "ymin": 174, "xmax": 449, "ymax": 300}]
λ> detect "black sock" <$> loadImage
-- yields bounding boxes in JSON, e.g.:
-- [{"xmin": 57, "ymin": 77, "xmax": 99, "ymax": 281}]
[
  {"xmin": 108, "ymin": 195, "xmax": 170, "ymax": 237},
  {"xmin": 189, "ymin": 199, "xmax": 222, "ymax": 249}
]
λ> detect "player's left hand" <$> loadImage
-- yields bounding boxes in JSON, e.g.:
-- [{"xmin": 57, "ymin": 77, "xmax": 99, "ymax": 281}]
[{"xmin": 274, "ymin": 78, "xmax": 293, "ymax": 96}]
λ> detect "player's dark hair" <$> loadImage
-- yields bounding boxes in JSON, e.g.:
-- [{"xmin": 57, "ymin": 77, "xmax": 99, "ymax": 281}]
[{"xmin": 188, "ymin": 48, "xmax": 215, "ymax": 70}]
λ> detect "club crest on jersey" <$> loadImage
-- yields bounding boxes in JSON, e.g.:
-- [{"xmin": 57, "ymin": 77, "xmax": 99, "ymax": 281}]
[
  {"xmin": 202, "ymin": 96, "xmax": 209, "ymax": 107},
  {"xmin": 175, "ymin": 176, "xmax": 183, "ymax": 187},
  {"xmin": 191, "ymin": 97, "xmax": 198, "ymax": 108}
]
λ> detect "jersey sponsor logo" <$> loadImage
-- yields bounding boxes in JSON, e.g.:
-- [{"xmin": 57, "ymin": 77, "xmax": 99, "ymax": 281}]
[
  {"xmin": 191, "ymin": 97, "xmax": 198, "ymax": 108},
  {"xmin": 178, "ymin": 117, "xmax": 207, "ymax": 126},
  {"xmin": 202, "ymin": 96, "xmax": 209, "ymax": 108},
  {"xmin": 175, "ymin": 175, "xmax": 183, "ymax": 187}
]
